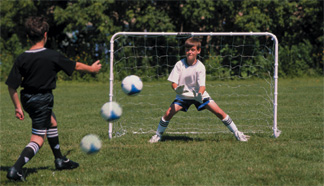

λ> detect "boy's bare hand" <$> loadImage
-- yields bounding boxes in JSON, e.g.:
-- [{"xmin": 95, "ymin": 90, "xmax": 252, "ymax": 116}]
[
  {"xmin": 91, "ymin": 60, "xmax": 101, "ymax": 73},
  {"xmin": 15, "ymin": 108, "xmax": 24, "ymax": 120}
]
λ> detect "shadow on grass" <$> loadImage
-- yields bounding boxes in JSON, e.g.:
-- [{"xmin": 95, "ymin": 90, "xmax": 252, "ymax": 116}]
[{"xmin": 162, "ymin": 135, "xmax": 204, "ymax": 142}]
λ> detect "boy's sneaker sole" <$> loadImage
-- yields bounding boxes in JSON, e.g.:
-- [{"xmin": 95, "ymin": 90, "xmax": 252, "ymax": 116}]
[
  {"xmin": 234, "ymin": 131, "xmax": 250, "ymax": 142},
  {"xmin": 7, "ymin": 167, "xmax": 25, "ymax": 181},
  {"xmin": 55, "ymin": 157, "xmax": 79, "ymax": 170},
  {"xmin": 149, "ymin": 134, "xmax": 161, "ymax": 143}
]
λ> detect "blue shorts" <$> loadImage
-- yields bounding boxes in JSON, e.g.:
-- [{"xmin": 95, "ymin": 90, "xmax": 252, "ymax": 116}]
[
  {"xmin": 171, "ymin": 97, "xmax": 212, "ymax": 112},
  {"xmin": 21, "ymin": 90, "xmax": 54, "ymax": 134}
]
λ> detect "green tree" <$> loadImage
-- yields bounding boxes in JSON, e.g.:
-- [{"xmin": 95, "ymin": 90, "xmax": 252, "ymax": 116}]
[
  {"xmin": 0, "ymin": 0, "xmax": 36, "ymax": 80},
  {"xmin": 0, "ymin": 0, "xmax": 74, "ymax": 80},
  {"xmin": 53, "ymin": 1, "xmax": 116, "ymax": 57},
  {"xmin": 123, "ymin": 1, "xmax": 175, "ymax": 32},
  {"xmin": 233, "ymin": 0, "xmax": 323, "ymax": 77},
  {"xmin": 1, "ymin": 0, "xmax": 322, "ymax": 81}
]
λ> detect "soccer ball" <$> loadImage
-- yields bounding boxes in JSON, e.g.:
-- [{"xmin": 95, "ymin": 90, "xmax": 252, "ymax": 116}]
[
  {"xmin": 80, "ymin": 134, "xmax": 102, "ymax": 154},
  {"xmin": 121, "ymin": 75, "xmax": 143, "ymax": 96},
  {"xmin": 100, "ymin": 101, "xmax": 122, "ymax": 122}
]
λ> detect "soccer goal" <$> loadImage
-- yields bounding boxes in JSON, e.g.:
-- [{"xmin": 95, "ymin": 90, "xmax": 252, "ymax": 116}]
[{"xmin": 107, "ymin": 32, "xmax": 281, "ymax": 139}]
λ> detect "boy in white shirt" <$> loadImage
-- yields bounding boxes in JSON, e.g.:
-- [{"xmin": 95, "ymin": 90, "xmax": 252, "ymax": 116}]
[{"xmin": 149, "ymin": 37, "xmax": 250, "ymax": 143}]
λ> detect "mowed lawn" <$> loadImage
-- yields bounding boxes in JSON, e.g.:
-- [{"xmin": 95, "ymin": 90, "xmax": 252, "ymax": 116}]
[{"xmin": 0, "ymin": 77, "xmax": 323, "ymax": 185}]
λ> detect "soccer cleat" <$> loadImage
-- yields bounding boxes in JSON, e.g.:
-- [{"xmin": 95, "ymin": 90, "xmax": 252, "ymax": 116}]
[
  {"xmin": 7, "ymin": 167, "xmax": 26, "ymax": 181},
  {"xmin": 234, "ymin": 131, "xmax": 250, "ymax": 142},
  {"xmin": 55, "ymin": 157, "xmax": 79, "ymax": 170},
  {"xmin": 149, "ymin": 134, "xmax": 161, "ymax": 143}
]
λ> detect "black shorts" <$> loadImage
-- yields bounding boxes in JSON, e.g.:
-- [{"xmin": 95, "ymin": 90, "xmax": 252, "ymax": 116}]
[
  {"xmin": 171, "ymin": 97, "xmax": 212, "ymax": 112},
  {"xmin": 21, "ymin": 90, "xmax": 53, "ymax": 132}
]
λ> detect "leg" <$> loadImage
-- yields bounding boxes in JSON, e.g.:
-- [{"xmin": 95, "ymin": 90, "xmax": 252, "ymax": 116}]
[
  {"xmin": 51, "ymin": 112, "xmax": 57, "ymax": 127},
  {"xmin": 205, "ymin": 100, "xmax": 238, "ymax": 132},
  {"xmin": 8, "ymin": 91, "xmax": 51, "ymax": 181},
  {"xmin": 30, "ymin": 134, "xmax": 46, "ymax": 146},
  {"xmin": 158, "ymin": 104, "xmax": 182, "ymax": 135},
  {"xmin": 14, "ymin": 133, "xmax": 45, "ymax": 169},
  {"xmin": 7, "ymin": 133, "xmax": 45, "ymax": 181},
  {"xmin": 47, "ymin": 113, "xmax": 63, "ymax": 159},
  {"xmin": 206, "ymin": 101, "xmax": 250, "ymax": 141},
  {"xmin": 48, "ymin": 112, "xmax": 79, "ymax": 170},
  {"xmin": 158, "ymin": 103, "xmax": 183, "ymax": 134},
  {"xmin": 149, "ymin": 104, "xmax": 183, "ymax": 143},
  {"xmin": 205, "ymin": 100, "xmax": 227, "ymax": 120},
  {"xmin": 14, "ymin": 90, "xmax": 50, "ymax": 164},
  {"xmin": 163, "ymin": 103, "xmax": 183, "ymax": 121}
]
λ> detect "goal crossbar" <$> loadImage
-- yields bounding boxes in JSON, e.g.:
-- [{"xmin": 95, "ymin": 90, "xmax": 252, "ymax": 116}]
[{"xmin": 108, "ymin": 32, "xmax": 280, "ymax": 139}]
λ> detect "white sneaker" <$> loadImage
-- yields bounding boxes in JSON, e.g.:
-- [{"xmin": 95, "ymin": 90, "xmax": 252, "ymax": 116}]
[
  {"xmin": 234, "ymin": 131, "xmax": 250, "ymax": 142},
  {"xmin": 149, "ymin": 134, "xmax": 161, "ymax": 143}
]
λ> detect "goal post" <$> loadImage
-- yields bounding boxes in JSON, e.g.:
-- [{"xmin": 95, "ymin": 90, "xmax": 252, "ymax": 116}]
[{"xmin": 108, "ymin": 32, "xmax": 281, "ymax": 139}]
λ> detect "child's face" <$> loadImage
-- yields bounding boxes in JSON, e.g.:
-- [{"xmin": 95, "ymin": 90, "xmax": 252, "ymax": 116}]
[{"xmin": 185, "ymin": 46, "xmax": 201, "ymax": 62}]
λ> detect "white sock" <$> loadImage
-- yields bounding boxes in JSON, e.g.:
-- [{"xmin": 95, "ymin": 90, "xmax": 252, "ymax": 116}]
[
  {"xmin": 222, "ymin": 115, "xmax": 238, "ymax": 133},
  {"xmin": 156, "ymin": 117, "xmax": 169, "ymax": 136}
]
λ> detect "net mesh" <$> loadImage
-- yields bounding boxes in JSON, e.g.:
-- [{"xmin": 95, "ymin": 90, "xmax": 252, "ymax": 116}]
[{"xmin": 110, "ymin": 34, "xmax": 276, "ymax": 138}]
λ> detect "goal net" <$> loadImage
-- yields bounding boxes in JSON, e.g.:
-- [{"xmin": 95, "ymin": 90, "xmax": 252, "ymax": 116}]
[{"xmin": 108, "ymin": 32, "xmax": 280, "ymax": 139}]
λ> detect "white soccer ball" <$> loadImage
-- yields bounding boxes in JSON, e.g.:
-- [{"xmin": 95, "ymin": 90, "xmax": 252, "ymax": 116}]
[
  {"xmin": 80, "ymin": 134, "xmax": 102, "ymax": 154},
  {"xmin": 121, "ymin": 75, "xmax": 143, "ymax": 96},
  {"xmin": 100, "ymin": 101, "xmax": 122, "ymax": 122}
]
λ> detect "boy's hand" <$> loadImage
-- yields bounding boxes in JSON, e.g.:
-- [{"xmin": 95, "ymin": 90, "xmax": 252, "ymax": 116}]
[
  {"xmin": 193, "ymin": 90, "xmax": 203, "ymax": 103},
  {"xmin": 174, "ymin": 85, "xmax": 189, "ymax": 95},
  {"xmin": 91, "ymin": 60, "xmax": 101, "ymax": 73},
  {"xmin": 15, "ymin": 108, "xmax": 24, "ymax": 120}
]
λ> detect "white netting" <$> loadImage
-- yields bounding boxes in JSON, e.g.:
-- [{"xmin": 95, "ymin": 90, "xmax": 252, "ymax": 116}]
[{"xmin": 109, "ymin": 33, "xmax": 277, "ymax": 138}]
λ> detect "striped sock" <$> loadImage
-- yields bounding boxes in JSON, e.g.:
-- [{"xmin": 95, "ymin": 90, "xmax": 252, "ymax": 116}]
[
  {"xmin": 13, "ymin": 142, "xmax": 40, "ymax": 171},
  {"xmin": 222, "ymin": 115, "xmax": 238, "ymax": 133},
  {"xmin": 156, "ymin": 117, "xmax": 169, "ymax": 136},
  {"xmin": 47, "ymin": 127, "xmax": 63, "ymax": 159}
]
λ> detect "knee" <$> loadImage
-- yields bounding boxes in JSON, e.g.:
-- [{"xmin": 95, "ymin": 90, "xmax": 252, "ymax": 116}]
[
  {"xmin": 163, "ymin": 110, "xmax": 174, "ymax": 121},
  {"xmin": 163, "ymin": 104, "xmax": 182, "ymax": 121},
  {"xmin": 163, "ymin": 113, "xmax": 172, "ymax": 121},
  {"xmin": 30, "ymin": 135, "xmax": 45, "ymax": 147}
]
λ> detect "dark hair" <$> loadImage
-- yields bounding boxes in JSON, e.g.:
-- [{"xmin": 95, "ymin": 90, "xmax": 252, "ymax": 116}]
[
  {"xmin": 25, "ymin": 16, "xmax": 49, "ymax": 45},
  {"xmin": 185, "ymin": 37, "xmax": 201, "ymax": 50}
]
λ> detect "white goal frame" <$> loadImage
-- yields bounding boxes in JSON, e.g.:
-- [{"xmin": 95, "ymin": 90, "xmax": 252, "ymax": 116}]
[{"xmin": 108, "ymin": 32, "xmax": 281, "ymax": 139}]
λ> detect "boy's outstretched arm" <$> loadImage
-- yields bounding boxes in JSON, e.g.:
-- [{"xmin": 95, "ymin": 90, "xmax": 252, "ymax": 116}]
[
  {"xmin": 8, "ymin": 86, "xmax": 24, "ymax": 120},
  {"xmin": 75, "ymin": 60, "xmax": 101, "ymax": 73}
]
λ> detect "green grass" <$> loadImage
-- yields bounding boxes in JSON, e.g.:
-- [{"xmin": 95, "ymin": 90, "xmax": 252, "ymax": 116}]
[{"xmin": 1, "ymin": 78, "xmax": 323, "ymax": 185}]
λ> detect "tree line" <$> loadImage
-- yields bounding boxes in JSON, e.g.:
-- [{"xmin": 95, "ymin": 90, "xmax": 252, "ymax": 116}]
[{"xmin": 1, "ymin": 0, "xmax": 323, "ymax": 81}]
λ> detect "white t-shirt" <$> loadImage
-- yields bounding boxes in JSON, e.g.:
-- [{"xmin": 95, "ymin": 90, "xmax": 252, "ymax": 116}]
[{"xmin": 168, "ymin": 58, "xmax": 210, "ymax": 100}]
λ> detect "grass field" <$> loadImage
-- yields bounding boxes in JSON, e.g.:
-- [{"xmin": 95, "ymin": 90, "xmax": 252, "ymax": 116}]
[{"xmin": 0, "ymin": 77, "xmax": 323, "ymax": 185}]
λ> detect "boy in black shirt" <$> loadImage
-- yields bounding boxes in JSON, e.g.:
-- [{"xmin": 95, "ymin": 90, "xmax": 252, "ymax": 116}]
[{"xmin": 5, "ymin": 16, "xmax": 101, "ymax": 181}]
